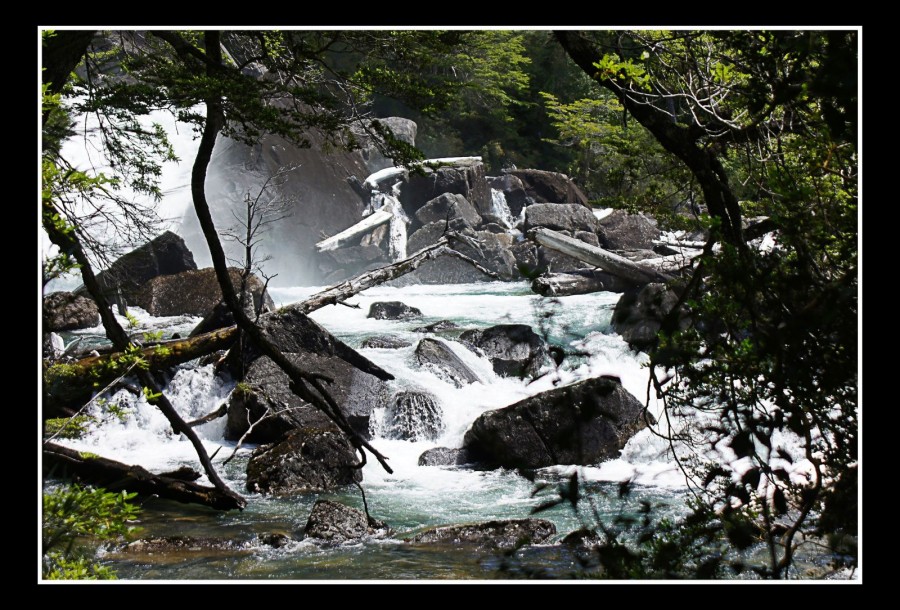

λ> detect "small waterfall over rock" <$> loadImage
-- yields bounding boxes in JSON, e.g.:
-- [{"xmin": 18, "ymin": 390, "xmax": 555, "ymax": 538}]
[
  {"xmin": 378, "ymin": 391, "xmax": 445, "ymax": 441},
  {"xmin": 489, "ymin": 189, "xmax": 515, "ymax": 229}
]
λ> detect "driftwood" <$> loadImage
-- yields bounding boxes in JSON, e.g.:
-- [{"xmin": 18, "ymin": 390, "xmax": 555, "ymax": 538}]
[
  {"xmin": 316, "ymin": 209, "xmax": 393, "ymax": 252},
  {"xmin": 43, "ymin": 442, "xmax": 241, "ymax": 510},
  {"xmin": 529, "ymin": 228, "xmax": 674, "ymax": 284}
]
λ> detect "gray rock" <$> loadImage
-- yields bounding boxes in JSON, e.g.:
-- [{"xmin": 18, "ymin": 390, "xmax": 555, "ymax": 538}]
[
  {"xmin": 392, "ymin": 229, "xmax": 517, "ymax": 285},
  {"xmin": 611, "ymin": 283, "xmax": 690, "ymax": 352},
  {"xmin": 524, "ymin": 203, "xmax": 600, "ymax": 234},
  {"xmin": 303, "ymin": 499, "xmax": 390, "ymax": 543},
  {"xmin": 406, "ymin": 217, "xmax": 474, "ymax": 255},
  {"xmin": 463, "ymin": 376, "xmax": 651, "ymax": 469},
  {"xmin": 507, "ymin": 169, "xmax": 590, "ymax": 207},
  {"xmin": 367, "ymin": 301, "xmax": 423, "ymax": 320},
  {"xmin": 246, "ymin": 428, "xmax": 362, "ymax": 494},
  {"xmin": 360, "ymin": 335, "xmax": 413, "ymax": 349},
  {"xmin": 76, "ymin": 231, "xmax": 197, "ymax": 303},
  {"xmin": 409, "ymin": 519, "xmax": 557, "ymax": 550},
  {"xmin": 417, "ymin": 447, "xmax": 473, "ymax": 467},
  {"xmin": 133, "ymin": 267, "xmax": 274, "ymax": 317},
  {"xmin": 400, "ymin": 161, "xmax": 491, "ymax": 220},
  {"xmin": 414, "ymin": 338, "xmax": 482, "ymax": 387},
  {"xmin": 597, "ymin": 210, "xmax": 660, "ymax": 250},
  {"xmin": 382, "ymin": 391, "xmax": 444, "ymax": 441},
  {"xmin": 575, "ymin": 231, "xmax": 600, "ymax": 247},
  {"xmin": 414, "ymin": 193, "xmax": 482, "ymax": 229},
  {"xmin": 459, "ymin": 324, "xmax": 549, "ymax": 379},
  {"xmin": 412, "ymin": 320, "xmax": 460, "ymax": 333},
  {"xmin": 43, "ymin": 291, "xmax": 100, "ymax": 331}
]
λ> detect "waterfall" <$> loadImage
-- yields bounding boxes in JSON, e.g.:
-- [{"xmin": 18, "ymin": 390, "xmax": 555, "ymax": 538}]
[{"xmin": 490, "ymin": 188, "xmax": 515, "ymax": 229}]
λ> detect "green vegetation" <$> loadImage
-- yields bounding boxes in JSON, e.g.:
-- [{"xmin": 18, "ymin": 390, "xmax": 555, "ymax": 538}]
[
  {"xmin": 42, "ymin": 485, "xmax": 140, "ymax": 580},
  {"xmin": 44, "ymin": 416, "xmax": 92, "ymax": 440}
]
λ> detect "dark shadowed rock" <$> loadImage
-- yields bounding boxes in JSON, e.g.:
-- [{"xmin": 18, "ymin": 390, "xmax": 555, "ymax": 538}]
[
  {"xmin": 76, "ymin": 231, "xmax": 197, "ymax": 303},
  {"xmin": 459, "ymin": 324, "xmax": 549, "ymax": 379},
  {"xmin": 303, "ymin": 499, "xmax": 391, "ymax": 543},
  {"xmin": 43, "ymin": 291, "xmax": 100, "ymax": 331},
  {"xmin": 463, "ymin": 376, "xmax": 651, "ymax": 469},
  {"xmin": 400, "ymin": 161, "xmax": 491, "ymax": 221},
  {"xmin": 367, "ymin": 301, "xmax": 423, "ymax": 320},
  {"xmin": 412, "ymin": 320, "xmax": 460, "ymax": 333},
  {"xmin": 132, "ymin": 267, "xmax": 274, "ymax": 317},
  {"xmin": 481, "ymin": 223, "xmax": 507, "ymax": 234},
  {"xmin": 245, "ymin": 427, "xmax": 361, "ymax": 494},
  {"xmin": 414, "ymin": 193, "xmax": 482, "ymax": 229},
  {"xmin": 507, "ymin": 169, "xmax": 590, "ymax": 207},
  {"xmin": 417, "ymin": 447, "xmax": 474, "ymax": 467},
  {"xmin": 382, "ymin": 391, "xmax": 444, "ymax": 441},
  {"xmin": 611, "ymin": 283, "xmax": 690, "ymax": 352},
  {"xmin": 415, "ymin": 338, "xmax": 482, "ymax": 387},
  {"xmin": 226, "ymin": 353, "xmax": 390, "ymax": 443},
  {"xmin": 524, "ymin": 203, "xmax": 600, "ymax": 234},
  {"xmin": 360, "ymin": 335, "xmax": 413, "ymax": 349},
  {"xmin": 121, "ymin": 536, "xmax": 244, "ymax": 554},
  {"xmin": 597, "ymin": 210, "xmax": 660, "ymax": 250},
  {"xmin": 409, "ymin": 519, "xmax": 556, "ymax": 550},
  {"xmin": 258, "ymin": 533, "xmax": 293, "ymax": 548}
]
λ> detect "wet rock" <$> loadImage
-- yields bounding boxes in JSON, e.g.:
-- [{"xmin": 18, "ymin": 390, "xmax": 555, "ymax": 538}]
[
  {"xmin": 133, "ymin": 267, "xmax": 275, "ymax": 318},
  {"xmin": 258, "ymin": 533, "xmax": 293, "ymax": 548},
  {"xmin": 481, "ymin": 223, "xmax": 507, "ymax": 234},
  {"xmin": 246, "ymin": 427, "xmax": 362, "ymax": 494},
  {"xmin": 382, "ymin": 391, "xmax": 444, "ymax": 441},
  {"xmin": 413, "ymin": 320, "xmax": 460, "ymax": 333},
  {"xmin": 42, "ymin": 332, "xmax": 66, "ymax": 359},
  {"xmin": 414, "ymin": 338, "xmax": 482, "ymax": 387},
  {"xmin": 367, "ymin": 301, "xmax": 423, "ymax": 320},
  {"xmin": 304, "ymin": 499, "xmax": 391, "ymax": 543},
  {"xmin": 400, "ymin": 160, "xmax": 491, "ymax": 221},
  {"xmin": 524, "ymin": 203, "xmax": 600, "ymax": 234},
  {"xmin": 417, "ymin": 447, "xmax": 474, "ymax": 467},
  {"xmin": 507, "ymin": 169, "xmax": 590, "ymax": 207},
  {"xmin": 611, "ymin": 282, "xmax": 690, "ymax": 352},
  {"xmin": 409, "ymin": 519, "xmax": 556, "ymax": 550},
  {"xmin": 76, "ymin": 230, "xmax": 197, "ymax": 303},
  {"xmin": 597, "ymin": 210, "xmax": 660, "ymax": 250},
  {"xmin": 414, "ymin": 193, "xmax": 482, "ymax": 229},
  {"xmin": 226, "ymin": 353, "xmax": 390, "ymax": 443},
  {"xmin": 463, "ymin": 375, "xmax": 651, "ymax": 469},
  {"xmin": 360, "ymin": 335, "xmax": 413, "ymax": 349},
  {"xmin": 488, "ymin": 174, "xmax": 530, "ymax": 218},
  {"xmin": 121, "ymin": 536, "xmax": 242, "ymax": 554},
  {"xmin": 43, "ymin": 291, "xmax": 100, "ymax": 331},
  {"xmin": 459, "ymin": 324, "xmax": 549, "ymax": 379}
]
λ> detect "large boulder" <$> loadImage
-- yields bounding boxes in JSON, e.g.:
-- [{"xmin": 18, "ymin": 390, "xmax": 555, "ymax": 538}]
[
  {"xmin": 76, "ymin": 231, "xmax": 197, "ymax": 303},
  {"xmin": 357, "ymin": 117, "xmax": 418, "ymax": 172},
  {"xmin": 414, "ymin": 193, "xmax": 482, "ymax": 229},
  {"xmin": 131, "ymin": 267, "xmax": 275, "ymax": 317},
  {"xmin": 303, "ymin": 499, "xmax": 391, "ymax": 543},
  {"xmin": 381, "ymin": 391, "xmax": 444, "ymax": 441},
  {"xmin": 597, "ymin": 210, "xmax": 661, "ymax": 250},
  {"xmin": 610, "ymin": 283, "xmax": 690, "ymax": 352},
  {"xmin": 245, "ymin": 427, "xmax": 361, "ymax": 495},
  {"xmin": 462, "ymin": 376, "xmax": 651, "ymax": 469},
  {"xmin": 405, "ymin": 218, "xmax": 475, "ymax": 255},
  {"xmin": 399, "ymin": 160, "xmax": 491, "ymax": 220},
  {"xmin": 414, "ymin": 338, "xmax": 482, "ymax": 387},
  {"xmin": 367, "ymin": 301, "xmax": 423, "ymax": 320},
  {"xmin": 524, "ymin": 203, "xmax": 600, "ymax": 234},
  {"xmin": 458, "ymin": 324, "xmax": 549, "ymax": 379},
  {"xmin": 43, "ymin": 291, "xmax": 100, "ymax": 331},
  {"xmin": 409, "ymin": 519, "xmax": 556, "ymax": 550},
  {"xmin": 392, "ymin": 230, "xmax": 518, "ymax": 285},
  {"xmin": 225, "ymin": 308, "xmax": 392, "ymax": 442},
  {"xmin": 507, "ymin": 169, "xmax": 590, "ymax": 208}
]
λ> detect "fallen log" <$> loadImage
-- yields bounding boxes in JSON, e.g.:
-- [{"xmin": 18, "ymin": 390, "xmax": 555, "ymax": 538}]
[
  {"xmin": 43, "ymin": 441, "xmax": 244, "ymax": 510},
  {"xmin": 529, "ymin": 228, "xmax": 674, "ymax": 284},
  {"xmin": 531, "ymin": 270, "xmax": 640, "ymax": 297},
  {"xmin": 316, "ymin": 209, "xmax": 393, "ymax": 252}
]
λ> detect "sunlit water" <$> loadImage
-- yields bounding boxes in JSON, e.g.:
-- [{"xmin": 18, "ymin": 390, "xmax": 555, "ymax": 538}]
[{"xmin": 46, "ymin": 282, "xmax": 711, "ymax": 580}]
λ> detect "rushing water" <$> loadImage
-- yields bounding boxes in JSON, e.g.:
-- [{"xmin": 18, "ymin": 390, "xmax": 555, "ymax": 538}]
[{"xmin": 48, "ymin": 281, "xmax": 699, "ymax": 581}]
